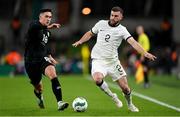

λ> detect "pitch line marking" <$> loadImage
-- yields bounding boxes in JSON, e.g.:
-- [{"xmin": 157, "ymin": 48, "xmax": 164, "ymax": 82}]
[
  {"xmin": 108, "ymin": 83, "xmax": 180, "ymax": 112},
  {"xmin": 85, "ymin": 76, "xmax": 180, "ymax": 112}
]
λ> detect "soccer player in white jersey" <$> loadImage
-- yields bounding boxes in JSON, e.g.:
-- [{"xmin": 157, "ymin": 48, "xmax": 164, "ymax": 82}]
[{"xmin": 72, "ymin": 6, "xmax": 156, "ymax": 112}]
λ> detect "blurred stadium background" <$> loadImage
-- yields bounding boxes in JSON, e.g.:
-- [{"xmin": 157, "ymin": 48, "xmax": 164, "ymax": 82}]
[{"xmin": 0, "ymin": 0, "xmax": 180, "ymax": 116}]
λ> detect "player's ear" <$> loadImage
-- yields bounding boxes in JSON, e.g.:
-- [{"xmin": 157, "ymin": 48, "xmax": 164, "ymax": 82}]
[
  {"xmin": 39, "ymin": 13, "xmax": 43, "ymax": 19},
  {"xmin": 39, "ymin": 14, "xmax": 41, "ymax": 19},
  {"xmin": 120, "ymin": 14, "xmax": 123, "ymax": 20}
]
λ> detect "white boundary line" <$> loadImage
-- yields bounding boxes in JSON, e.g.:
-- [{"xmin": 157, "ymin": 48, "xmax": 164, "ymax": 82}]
[
  {"xmin": 85, "ymin": 76, "xmax": 180, "ymax": 112},
  {"xmin": 108, "ymin": 82, "xmax": 180, "ymax": 112}
]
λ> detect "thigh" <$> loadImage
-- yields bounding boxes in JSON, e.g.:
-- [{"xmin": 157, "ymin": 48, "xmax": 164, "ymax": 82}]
[
  {"xmin": 25, "ymin": 62, "xmax": 42, "ymax": 85},
  {"xmin": 44, "ymin": 65, "xmax": 57, "ymax": 79},
  {"xmin": 108, "ymin": 60, "xmax": 127, "ymax": 81},
  {"xmin": 41, "ymin": 57, "xmax": 54, "ymax": 75},
  {"xmin": 91, "ymin": 59, "xmax": 107, "ymax": 77}
]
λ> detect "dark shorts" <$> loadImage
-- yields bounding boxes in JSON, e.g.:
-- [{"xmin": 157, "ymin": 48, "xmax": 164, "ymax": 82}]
[{"xmin": 25, "ymin": 57, "xmax": 54, "ymax": 85}]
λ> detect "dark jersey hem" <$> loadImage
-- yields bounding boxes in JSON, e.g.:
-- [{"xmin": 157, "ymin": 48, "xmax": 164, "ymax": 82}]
[
  {"xmin": 126, "ymin": 36, "xmax": 132, "ymax": 41},
  {"xmin": 90, "ymin": 29, "xmax": 96, "ymax": 35}
]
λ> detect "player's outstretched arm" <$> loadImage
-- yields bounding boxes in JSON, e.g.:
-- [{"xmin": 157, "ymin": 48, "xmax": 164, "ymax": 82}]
[
  {"xmin": 127, "ymin": 37, "xmax": 157, "ymax": 61},
  {"xmin": 47, "ymin": 23, "xmax": 60, "ymax": 29},
  {"xmin": 72, "ymin": 31, "xmax": 94, "ymax": 47}
]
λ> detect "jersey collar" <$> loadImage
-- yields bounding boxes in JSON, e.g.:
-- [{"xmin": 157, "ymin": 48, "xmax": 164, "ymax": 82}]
[
  {"xmin": 38, "ymin": 20, "xmax": 47, "ymax": 29},
  {"xmin": 108, "ymin": 21, "xmax": 120, "ymax": 27}
]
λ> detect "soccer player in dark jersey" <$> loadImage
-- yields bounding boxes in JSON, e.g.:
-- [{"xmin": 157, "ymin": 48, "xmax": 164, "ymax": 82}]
[{"xmin": 24, "ymin": 9, "xmax": 68, "ymax": 111}]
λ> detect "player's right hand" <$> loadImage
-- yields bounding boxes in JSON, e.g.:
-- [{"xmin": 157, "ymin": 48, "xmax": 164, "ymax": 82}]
[
  {"xmin": 47, "ymin": 23, "xmax": 61, "ymax": 29},
  {"xmin": 144, "ymin": 52, "xmax": 157, "ymax": 61},
  {"xmin": 72, "ymin": 41, "xmax": 82, "ymax": 47}
]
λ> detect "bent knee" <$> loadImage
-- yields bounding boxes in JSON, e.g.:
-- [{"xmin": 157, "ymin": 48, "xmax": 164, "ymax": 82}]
[
  {"xmin": 122, "ymin": 86, "xmax": 130, "ymax": 94},
  {"xmin": 45, "ymin": 66, "xmax": 57, "ymax": 79},
  {"xmin": 93, "ymin": 72, "xmax": 104, "ymax": 84},
  {"xmin": 34, "ymin": 84, "xmax": 43, "ymax": 92}
]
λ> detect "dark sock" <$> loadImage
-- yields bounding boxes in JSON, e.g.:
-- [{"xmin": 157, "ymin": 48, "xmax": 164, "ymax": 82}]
[
  {"xmin": 124, "ymin": 91, "xmax": 132, "ymax": 105},
  {"xmin": 96, "ymin": 80, "xmax": 104, "ymax": 87},
  {"xmin": 144, "ymin": 71, "xmax": 149, "ymax": 83},
  {"xmin": 123, "ymin": 90, "xmax": 131, "ymax": 96},
  {"xmin": 34, "ymin": 90, "xmax": 42, "ymax": 100},
  {"xmin": 51, "ymin": 77, "xmax": 62, "ymax": 102}
]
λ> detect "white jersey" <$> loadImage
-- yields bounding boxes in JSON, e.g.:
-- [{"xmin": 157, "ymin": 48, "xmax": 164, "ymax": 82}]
[{"xmin": 91, "ymin": 20, "xmax": 132, "ymax": 59}]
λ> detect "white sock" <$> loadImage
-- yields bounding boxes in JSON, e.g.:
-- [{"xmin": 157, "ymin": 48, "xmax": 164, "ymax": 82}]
[
  {"xmin": 99, "ymin": 81, "xmax": 114, "ymax": 97},
  {"xmin": 58, "ymin": 101, "xmax": 62, "ymax": 105}
]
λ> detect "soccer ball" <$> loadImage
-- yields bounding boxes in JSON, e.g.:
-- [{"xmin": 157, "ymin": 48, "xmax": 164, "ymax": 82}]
[{"xmin": 72, "ymin": 97, "xmax": 88, "ymax": 112}]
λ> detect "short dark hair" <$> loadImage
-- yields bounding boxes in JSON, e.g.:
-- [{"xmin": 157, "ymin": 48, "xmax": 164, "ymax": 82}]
[
  {"xmin": 39, "ymin": 9, "xmax": 52, "ymax": 14},
  {"xmin": 111, "ymin": 6, "xmax": 123, "ymax": 14}
]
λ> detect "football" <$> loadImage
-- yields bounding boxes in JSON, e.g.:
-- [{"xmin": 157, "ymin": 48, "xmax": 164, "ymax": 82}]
[{"xmin": 72, "ymin": 97, "xmax": 88, "ymax": 112}]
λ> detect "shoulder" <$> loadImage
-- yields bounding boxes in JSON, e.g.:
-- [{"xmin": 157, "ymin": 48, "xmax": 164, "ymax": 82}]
[
  {"xmin": 29, "ymin": 21, "xmax": 42, "ymax": 30},
  {"xmin": 93, "ymin": 20, "xmax": 108, "ymax": 29},
  {"xmin": 118, "ymin": 24, "xmax": 127, "ymax": 30},
  {"xmin": 140, "ymin": 34, "xmax": 149, "ymax": 41},
  {"xmin": 141, "ymin": 34, "xmax": 149, "ymax": 39},
  {"xmin": 116, "ymin": 25, "xmax": 130, "ymax": 35},
  {"xmin": 143, "ymin": 33, "xmax": 149, "ymax": 38}
]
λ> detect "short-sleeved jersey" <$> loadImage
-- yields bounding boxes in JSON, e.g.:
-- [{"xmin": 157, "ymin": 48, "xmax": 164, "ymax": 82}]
[
  {"xmin": 24, "ymin": 21, "xmax": 51, "ymax": 62},
  {"xmin": 91, "ymin": 20, "xmax": 132, "ymax": 59}
]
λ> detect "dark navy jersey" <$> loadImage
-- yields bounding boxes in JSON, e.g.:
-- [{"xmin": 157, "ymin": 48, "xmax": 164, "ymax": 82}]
[{"xmin": 24, "ymin": 21, "xmax": 51, "ymax": 61}]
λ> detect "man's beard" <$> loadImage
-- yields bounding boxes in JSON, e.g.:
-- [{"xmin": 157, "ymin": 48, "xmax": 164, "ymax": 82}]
[
  {"xmin": 46, "ymin": 21, "xmax": 51, "ymax": 25},
  {"xmin": 109, "ymin": 20, "xmax": 120, "ymax": 27}
]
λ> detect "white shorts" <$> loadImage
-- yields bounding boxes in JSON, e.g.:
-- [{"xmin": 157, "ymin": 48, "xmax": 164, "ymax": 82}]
[{"xmin": 91, "ymin": 59, "xmax": 127, "ymax": 81}]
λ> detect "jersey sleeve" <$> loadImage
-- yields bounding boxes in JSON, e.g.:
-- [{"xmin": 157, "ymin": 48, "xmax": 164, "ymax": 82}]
[
  {"xmin": 91, "ymin": 21, "xmax": 101, "ymax": 34},
  {"xmin": 122, "ymin": 27, "xmax": 132, "ymax": 41}
]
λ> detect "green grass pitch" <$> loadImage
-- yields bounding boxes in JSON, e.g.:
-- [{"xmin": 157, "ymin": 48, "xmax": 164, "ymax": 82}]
[{"xmin": 0, "ymin": 74, "xmax": 180, "ymax": 116}]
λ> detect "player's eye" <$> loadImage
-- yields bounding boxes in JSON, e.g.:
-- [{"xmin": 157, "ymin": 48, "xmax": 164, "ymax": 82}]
[{"xmin": 46, "ymin": 15, "xmax": 52, "ymax": 19}]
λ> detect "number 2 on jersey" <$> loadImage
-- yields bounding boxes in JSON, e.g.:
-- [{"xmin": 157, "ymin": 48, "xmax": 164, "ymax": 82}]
[{"xmin": 105, "ymin": 34, "xmax": 110, "ymax": 42}]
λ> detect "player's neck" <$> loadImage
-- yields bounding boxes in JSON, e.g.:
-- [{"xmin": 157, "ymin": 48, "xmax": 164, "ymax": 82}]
[
  {"xmin": 38, "ymin": 20, "xmax": 47, "ymax": 28},
  {"xmin": 108, "ymin": 21, "xmax": 120, "ymax": 27}
]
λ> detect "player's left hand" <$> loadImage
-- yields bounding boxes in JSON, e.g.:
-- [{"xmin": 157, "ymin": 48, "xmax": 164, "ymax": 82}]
[
  {"xmin": 48, "ymin": 23, "xmax": 61, "ymax": 29},
  {"xmin": 48, "ymin": 56, "xmax": 58, "ymax": 65},
  {"xmin": 50, "ymin": 58, "xmax": 58, "ymax": 65},
  {"xmin": 144, "ymin": 52, "xmax": 157, "ymax": 61}
]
